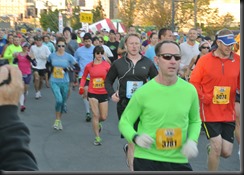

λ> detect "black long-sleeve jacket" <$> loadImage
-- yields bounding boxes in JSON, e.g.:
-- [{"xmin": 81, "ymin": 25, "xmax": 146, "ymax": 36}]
[
  {"xmin": 0, "ymin": 105, "xmax": 38, "ymax": 171},
  {"xmin": 105, "ymin": 55, "xmax": 158, "ymax": 100}
]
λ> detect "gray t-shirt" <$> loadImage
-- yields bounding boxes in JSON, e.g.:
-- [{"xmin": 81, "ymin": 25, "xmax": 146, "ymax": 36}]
[{"xmin": 65, "ymin": 40, "xmax": 79, "ymax": 56}]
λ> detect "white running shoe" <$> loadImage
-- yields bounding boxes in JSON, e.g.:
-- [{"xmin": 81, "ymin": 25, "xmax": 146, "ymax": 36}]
[
  {"xmin": 238, "ymin": 147, "xmax": 240, "ymax": 160},
  {"xmin": 35, "ymin": 92, "xmax": 39, "ymax": 99},
  {"xmin": 35, "ymin": 91, "xmax": 41, "ymax": 99}
]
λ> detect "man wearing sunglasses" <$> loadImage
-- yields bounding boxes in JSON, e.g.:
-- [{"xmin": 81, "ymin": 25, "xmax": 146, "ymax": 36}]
[
  {"xmin": 118, "ymin": 40, "xmax": 201, "ymax": 171},
  {"xmin": 189, "ymin": 28, "xmax": 240, "ymax": 171}
]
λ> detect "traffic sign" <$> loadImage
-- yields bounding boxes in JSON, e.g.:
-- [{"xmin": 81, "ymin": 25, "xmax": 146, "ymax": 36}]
[{"xmin": 80, "ymin": 12, "xmax": 93, "ymax": 23}]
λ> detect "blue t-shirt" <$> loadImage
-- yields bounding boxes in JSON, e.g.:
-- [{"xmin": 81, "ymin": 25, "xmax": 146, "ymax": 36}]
[
  {"xmin": 0, "ymin": 38, "xmax": 7, "ymax": 55},
  {"xmin": 74, "ymin": 45, "xmax": 95, "ymax": 77},
  {"xmin": 144, "ymin": 45, "xmax": 158, "ymax": 69},
  {"xmin": 48, "ymin": 52, "xmax": 76, "ymax": 83}
]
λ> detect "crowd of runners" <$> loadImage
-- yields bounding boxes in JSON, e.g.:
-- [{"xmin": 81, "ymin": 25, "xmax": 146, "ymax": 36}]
[{"xmin": 0, "ymin": 26, "xmax": 240, "ymax": 171}]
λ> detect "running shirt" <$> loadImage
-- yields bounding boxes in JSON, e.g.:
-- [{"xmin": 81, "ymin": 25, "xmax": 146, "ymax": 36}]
[
  {"xmin": 48, "ymin": 52, "xmax": 77, "ymax": 83},
  {"xmin": 190, "ymin": 51, "xmax": 240, "ymax": 122},
  {"xmin": 74, "ymin": 45, "xmax": 95, "ymax": 78},
  {"xmin": 80, "ymin": 61, "xmax": 110, "ymax": 94},
  {"xmin": 30, "ymin": 45, "xmax": 51, "ymax": 69},
  {"xmin": 119, "ymin": 77, "xmax": 201, "ymax": 163},
  {"xmin": 3, "ymin": 44, "xmax": 22, "ymax": 64},
  {"xmin": 179, "ymin": 42, "xmax": 199, "ymax": 70},
  {"xmin": 144, "ymin": 45, "xmax": 156, "ymax": 63},
  {"xmin": 105, "ymin": 55, "xmax": 158, "ymax": 99},
  {"xmin": 16, "ymin": 53, "xmax": 32, "ymax": 75}
]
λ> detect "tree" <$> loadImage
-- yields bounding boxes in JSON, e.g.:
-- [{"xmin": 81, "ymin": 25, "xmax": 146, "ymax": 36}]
[
  {"xmin": 91, "ymin": 0, "xmax": 106, "ymax": 23},
  {"xmin": 136, "ymin": 0, "xmax": 172, "ymax": 29},
  {"xmin": 70, "ymin": 6, "xmax": 82, "ymax": 30},
  {"xmin": 39, "ymin": 9, "xmax": 60, "ymax": 32},
  {"xmin": 118, "ymin": 0, "xmax": 138, "ymax": 29},
  {"xmin": 220, "ymin": 13, "xmax": 236, "ymax": 27},
  {"xmin": 204, "ymin": 12, "xmax": 237, "ymax": 37}
]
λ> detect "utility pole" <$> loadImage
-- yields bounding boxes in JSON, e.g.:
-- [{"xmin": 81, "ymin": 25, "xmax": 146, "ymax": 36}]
[
  {"xmin": 172, "ymin": 0, "xmax": 175, "ymax": 31},
  {"xmin": 194, "ymin": 0, "xmax": 197, "ymax": 28}
]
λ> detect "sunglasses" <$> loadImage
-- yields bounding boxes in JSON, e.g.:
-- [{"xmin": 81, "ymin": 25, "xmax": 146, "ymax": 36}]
[
  {"xmin": 158, "ymin": 53, "xmax": 181, "ymax": 61},
  {"xmin": 57, "ymin": 45, "xmax": 65, "ymax": 48},
  {"xmin": 201, "ymin": 46, "xmax": 210, "ymax": 49},
  {"xmin": 96, "ymin": 51, "xmax": 104, "ymax": 55}
]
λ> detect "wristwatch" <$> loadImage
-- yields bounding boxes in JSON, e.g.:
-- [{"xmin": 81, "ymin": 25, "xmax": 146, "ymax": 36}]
[{"xmin": 132, "ymin": 134, "xmax": 139, "ymax": 144}]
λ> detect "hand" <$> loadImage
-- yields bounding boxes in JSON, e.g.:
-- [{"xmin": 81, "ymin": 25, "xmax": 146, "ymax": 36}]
[
  {"xmin": 0, "ymin": 65, "xmax": 24, "ymax": 106},
  {"xmin": 111, "ymin": 91, "xmax": 120, "ymax": 102},
  {"xmin": 79, "ymin": 86, "xmax": 84, "ymax": 95},
  {"xmin": 134, "ymin": 134, "xmax": 154, "ymax": 149},
  {"xmin": 31, "ymin": 58, "xmax": 37, "ymax": 67},
  {"xmin": 181, "ymin": 139, "xmax": 198, "ymax": 159},
  {"xmin": 12, "ymin": 52, "xmax": 18, "ymax": 58}
]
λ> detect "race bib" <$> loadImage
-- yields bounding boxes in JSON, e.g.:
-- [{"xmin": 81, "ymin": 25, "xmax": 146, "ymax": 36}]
[
  {"xmin": 156, "ymin": 128, "xmax": 182, "ymax": 150},
  {"xmin": 93, "ymin": 78, "xmax": 104, "ymax": 88},
  {"xmin": 53, "ymin": 67, "xmax": 64, "ymax": 79},
  {"xmin": 213, "ymin": 86, "xmax": 230, "ymax": 104},
  {"xmin": 126, "ymin": 81, "xmax": 143, "ymax": 99}
]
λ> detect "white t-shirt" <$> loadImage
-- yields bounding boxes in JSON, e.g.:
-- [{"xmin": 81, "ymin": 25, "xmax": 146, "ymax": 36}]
[
  {"xmin": 30, "ymin": 44, "xmax": 51, "ymax": 69},
  {"xmin": 179, "ymin": 42, "xmax": 199, "ymax": 70},
  {"xmin": 102, "ymin": 44, "xmax": 114, "ymax": 57}
]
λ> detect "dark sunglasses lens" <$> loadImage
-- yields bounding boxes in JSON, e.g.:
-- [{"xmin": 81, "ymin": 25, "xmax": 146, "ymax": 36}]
[
  {"xmin": 163, "ymin": 55, "xmax": 172, "ymax": 60},
  {"xmin": 202, "ymin": 46, "xmax": 209, "ymax": 49},
  {"xmin": 58, "ymin": 45, "xmax": 65, "ymax": 47},
  {"xmin": 161, "ymin": 54, "xmax": 181, "ymax": 61},
  {"xmin": 162, "ymin": 54, "xmax": 172, "ymax": 60},
  {"xmin": 96, "ymin": 52, "xmax": 104, "ymax": 54},
  {"xmin": 174, "ymin": 56, "xmax": 181, "ymax": 60}
]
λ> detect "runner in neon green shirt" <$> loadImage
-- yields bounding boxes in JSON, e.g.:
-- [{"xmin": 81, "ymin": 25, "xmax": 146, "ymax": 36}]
[
  {"xmin": 3, "ymin": 36, "xmax": 22, "ymax": 65},
  {"xmin": 119, "ymin": 40, "xmax": 201, "ymax": 171}
]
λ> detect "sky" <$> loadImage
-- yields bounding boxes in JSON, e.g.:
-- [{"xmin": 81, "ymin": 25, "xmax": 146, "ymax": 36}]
[{"xmin": 209, "ymin": 0, "xmax": 240, "ymax": 22}]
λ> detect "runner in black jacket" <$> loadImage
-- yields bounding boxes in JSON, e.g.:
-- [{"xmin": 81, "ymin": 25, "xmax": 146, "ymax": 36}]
[{"xmin": 105, "ymin": 33, "xmax": 158, "ymax": 171}]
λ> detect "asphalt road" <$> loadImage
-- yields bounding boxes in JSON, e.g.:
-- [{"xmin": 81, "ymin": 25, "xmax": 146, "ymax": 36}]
[{"xmin": 18, "ymin": 81, "xmax": 241, "ymax": 172}]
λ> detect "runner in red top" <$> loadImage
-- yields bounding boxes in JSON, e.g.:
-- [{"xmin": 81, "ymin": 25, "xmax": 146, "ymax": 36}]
[
  {"xmin": 189, "ymin": 28, "xmax": 240, "ymax": 171},
  {"xmin": 79, "ymin": 45, "xmax": 111, "ymax": 146}
]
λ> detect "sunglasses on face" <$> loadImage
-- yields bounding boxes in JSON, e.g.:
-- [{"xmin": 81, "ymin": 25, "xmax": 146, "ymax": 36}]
[
  {"xmin": 57, "ymin": 45, "xmax": 65, "ymax": 48},
  {"xmin": 158, "ymin": 53, "xmax": 181, "ymax": 61},
  {"xmin": 96, "ymin": 51, "xmax": 104, "ymax": 55},
  {"xmin": 201, "ymin": 46, "xmax": 210, "ymax": 49}
]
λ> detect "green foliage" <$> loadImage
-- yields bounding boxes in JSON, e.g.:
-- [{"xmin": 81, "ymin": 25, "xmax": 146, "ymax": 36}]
[
  {"xmin": 91, "ymin": 0, "xmax": 106, "ymax": 23},
  {"xmin": 136, "ymin": 0, "xmax": 172, "ymax": 29},
  {"xmin": 70, "ymin": 6, "xmax": 82, "ymax": 30},
  {"xmin": 118, "ymin": 0, "xmax": 138, "ymax": 29},
  {"xmin": 39, "ymin": 9, "xmax": 60, "ymax": 32}
]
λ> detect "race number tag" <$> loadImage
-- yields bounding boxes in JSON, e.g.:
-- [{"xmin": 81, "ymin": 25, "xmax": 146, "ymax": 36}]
[
  {"xmin": 156, "ymin": 128, "xmax": 182, "ymax": 150},
  {"xmin": 213, "ymin": 86, "xmax": 230, "ymax": 104},
  {"xmin": 53, "ymin": 67, "xmax": 64, "ymax": 79},
  {"xmin": 126, "ymin": 81, "xmax": 143, "ymax": 99},
  {"xmin": 93, "ymin": 78, "xmax": 104, "ymax": 88}
]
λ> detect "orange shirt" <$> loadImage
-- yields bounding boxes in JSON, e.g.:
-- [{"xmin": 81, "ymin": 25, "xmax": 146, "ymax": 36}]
[{"xmin": 189, "ymin": 51, "xmax": 240, "ymax": 122}]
